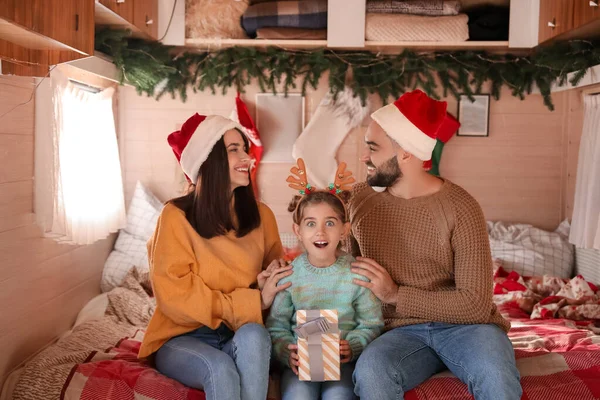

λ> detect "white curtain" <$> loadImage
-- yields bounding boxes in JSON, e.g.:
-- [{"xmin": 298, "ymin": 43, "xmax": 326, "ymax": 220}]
[
  {"xmin": 570, "ymin": 94, "xmax": 600, "ymax": 250},
  {"xmin": 38, "ymin": 70, "xmax": 126, "ymax": 245}
]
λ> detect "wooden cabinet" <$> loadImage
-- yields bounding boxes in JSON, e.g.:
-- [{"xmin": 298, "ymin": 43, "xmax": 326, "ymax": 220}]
[
  {"xmin": 95, "ymin": 0, "xmax": 158, "ymax": 40},
  {"xmin": 538, "ymin": 0, "xmax": 574, "ymax": 44},
  {"xmin": 573, "ymin": 0, "xmax": 600, "ymax": 28},
  {"xmin": 98, "ymin": 0, "xmax": 135, "ymax": 24},
  {"xmin": 133, "ymin": 0, "xmax": 158, "ymax": 40},
  {"xmin": 0, "ymin": 0, "xmax": 94, "ymax": 55}
]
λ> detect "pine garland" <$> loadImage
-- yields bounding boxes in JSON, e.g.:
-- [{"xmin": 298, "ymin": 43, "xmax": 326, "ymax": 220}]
[{"xmin": 95, "ymin": 29, "xmax": 600, "ymax": 111}]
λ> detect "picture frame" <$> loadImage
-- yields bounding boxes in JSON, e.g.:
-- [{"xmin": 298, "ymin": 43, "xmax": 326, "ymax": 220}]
[
  {"xmin": 457, "ymin": 94, "xmax": 490, "ymax": 137},
  {"xmin": 255, "ymin": 93, "xmax": 306, "ymax": 163}
]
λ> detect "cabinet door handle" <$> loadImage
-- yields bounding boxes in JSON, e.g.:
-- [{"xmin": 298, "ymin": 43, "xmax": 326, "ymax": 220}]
[
  {"xmin": 590, "ymin": 1, "xmax": 599, "ymax": 7},
  {"xmin": 75, "ymin": 13, "xmax": 79, "ymax": 31},
  {"xmin": 146, "ymin": 17, "xmax": 154, "ymax": 25},
  {"xmin": 548, "ymin": 18, "xmax": 556, "ymax": 28},
  {"xmin": 117, "ymin": 0, "xmax": 126, "ymax": 3}
]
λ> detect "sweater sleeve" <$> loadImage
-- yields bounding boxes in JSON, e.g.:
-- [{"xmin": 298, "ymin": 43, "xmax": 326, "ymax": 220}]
[
  {"xmin": 265, "ymin": 286, "xmax": 296, "ymax": 366},
  {"xmin": 150, "ymin": 207, "xmax": 263, "ymax": 330},
  {"xmin": 346, "ymin": 276, "xmax": 384, "ymax": 361},
  {"xmin": 260, "ymin": 203, "xmax": 284, "ymax": 268},
  {"xmin": 394, "ymin": 194, "xmax": 494, "ymax": 324}
]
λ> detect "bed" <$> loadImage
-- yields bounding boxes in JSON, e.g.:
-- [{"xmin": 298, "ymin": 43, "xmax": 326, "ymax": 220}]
[
  {"xmin": 3, "ymin": 265, "xmax": 599, "ymax": 400},
  {"xmin": 3, "ymin": 183, "xmax": 599, "ymax": 399}
]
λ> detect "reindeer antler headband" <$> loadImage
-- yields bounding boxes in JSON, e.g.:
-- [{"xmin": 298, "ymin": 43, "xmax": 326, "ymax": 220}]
[{"xmin": 286, "ymin": 158, "xmax": 355, "ymax": 196}]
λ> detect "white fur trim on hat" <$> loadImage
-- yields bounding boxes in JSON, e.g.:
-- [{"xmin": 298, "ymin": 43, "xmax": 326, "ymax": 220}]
[
  {"xmin": 371, "ymin": 103, "xmax": 436, "ymax": 161},
  {"xmin": 180, "ymin": 115, "xmax": 244, "ymax": 183}
]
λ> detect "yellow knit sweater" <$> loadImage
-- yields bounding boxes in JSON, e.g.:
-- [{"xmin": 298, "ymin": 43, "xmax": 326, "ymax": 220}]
[{"xmin": 139, "ymin": 202, "xmax": 284, "ymax": 358}]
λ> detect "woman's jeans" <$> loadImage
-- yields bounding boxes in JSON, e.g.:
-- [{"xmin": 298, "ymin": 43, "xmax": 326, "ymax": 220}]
[{"xmin": 155, "ymin": 323, "xmax": 271, "ymax": 400}]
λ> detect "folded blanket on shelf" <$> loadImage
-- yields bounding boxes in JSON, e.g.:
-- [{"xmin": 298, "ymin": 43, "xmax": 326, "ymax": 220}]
[
  {"xmin": 242, "ymin": 0, "xmax": 328, "ymax": 38},
  {"xmin": 365, "ymin": 13, "xmax": 469, "ymax": 42},
  {"xmin": 366, "ymin": 0, "xmax": 461, "ymax": 16}
]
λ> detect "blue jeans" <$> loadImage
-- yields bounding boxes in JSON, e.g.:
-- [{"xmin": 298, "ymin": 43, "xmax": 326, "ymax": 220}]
[
  {"xmin": 353, "ymin": 323, "xmax": 522, "ymax": 400},
  {"xmin": 281, "ymin": 363, "xmax": 357, "ymax": 400},
  {"xmin": 155, "ymin": 323, "xmax": 271, "ymax": 400}
]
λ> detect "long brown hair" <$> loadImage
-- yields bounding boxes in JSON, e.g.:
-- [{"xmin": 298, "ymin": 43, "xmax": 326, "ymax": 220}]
[{"xmin": 171, "ymin": 131, "xmax": 260, "ymax": 239}]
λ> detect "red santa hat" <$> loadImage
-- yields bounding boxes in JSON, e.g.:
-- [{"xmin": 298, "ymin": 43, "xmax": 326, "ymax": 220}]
[
  {"xmin": 371, "ymin": 90, "xmax": 448, "ymax": 161},
  {"xmin": 167, "ymin": 113, "xmax": 244, "ymax": 183}
]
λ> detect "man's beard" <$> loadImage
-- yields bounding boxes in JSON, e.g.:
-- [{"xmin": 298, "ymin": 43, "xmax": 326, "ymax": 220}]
[{"xmin": 367, "ymin": 156, "xmax": 403, "ymax": 187}]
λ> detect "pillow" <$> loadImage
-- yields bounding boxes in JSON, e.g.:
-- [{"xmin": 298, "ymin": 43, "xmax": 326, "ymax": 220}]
[
  {"xmin": 125, "ymin": 181, "xmax": 163, "ymax": 240},
  {"xmin": 101, "ymin": 182, "xmax": 162, "ymax": 292},
  {"xmin": 488, "ymin": 219, "xmax": 574, "ymax": 279},
  {"xmin": 280, "ymin": 232, "xmax": 302, "ymax": 262}
]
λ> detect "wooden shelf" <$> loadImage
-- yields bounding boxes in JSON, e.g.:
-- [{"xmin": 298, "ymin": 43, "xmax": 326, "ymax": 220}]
[
  {"xmin": 184, "ymin": 38, "xmax": 513, "ymax": 52},
  {"xmin": 184, "ymin": 38, "xmax": 327, "ymax": 50}
]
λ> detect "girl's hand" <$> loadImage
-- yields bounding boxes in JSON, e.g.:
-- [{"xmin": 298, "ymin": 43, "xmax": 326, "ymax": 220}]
[
  {"xmin": 257, "ymin": 258, "xmax": 287, "ymax": 290},
  {"xmin": 340, "ymin": 339, "xmax": 352, "ymax": 363},
  {"xmin": 288, "ymin": 344, "xmax": 299, "ymax": 375},
  {"xmin": 260, "ymin": 264, "xmax": 293, "ymax": 310}
]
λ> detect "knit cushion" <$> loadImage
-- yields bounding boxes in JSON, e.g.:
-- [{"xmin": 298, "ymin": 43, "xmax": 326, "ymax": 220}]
[
  {"xmin": 101, "ymin": 182, "xmax": 162, "ymax": 292},
  {"xmin": 488, "ymin": 220, "xmax": 574, "ymax": 279},
  {"xmin": 185, "ymin": 0, "xmax": 249, "ymax": 39},
  {"xmin": 365, "ymin": 13, "xmax": 469, "ymax": 42}
]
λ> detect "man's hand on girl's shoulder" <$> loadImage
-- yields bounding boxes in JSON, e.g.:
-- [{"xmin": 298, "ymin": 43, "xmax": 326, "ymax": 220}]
[{"xmin": 351, "ymin": 257, "xmax": 399, "ymax": 305}]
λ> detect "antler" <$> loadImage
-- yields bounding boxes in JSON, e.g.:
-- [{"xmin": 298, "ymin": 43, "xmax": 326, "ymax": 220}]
[
  {"xmin": 330, "ymin": 162, "xmax": 355, "ymax": 193},
  {"xmin": 286, "ymin": 158, "xmax": 313, "ymax": 194}
]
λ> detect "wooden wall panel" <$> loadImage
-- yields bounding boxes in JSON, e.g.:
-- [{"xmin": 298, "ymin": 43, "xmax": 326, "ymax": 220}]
[
  {"xmin": 0, "ymin": 74, "xmax": 115, "ymax": 387},
  {"xmin": 119, "ymin": 81, "xmax": 572, "ymax": 233}
]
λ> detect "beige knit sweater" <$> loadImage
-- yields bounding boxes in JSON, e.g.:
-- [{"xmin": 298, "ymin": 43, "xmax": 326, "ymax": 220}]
[{"xmin": 347, "ymin": 179, "xmax": 510, "ymax": 332}]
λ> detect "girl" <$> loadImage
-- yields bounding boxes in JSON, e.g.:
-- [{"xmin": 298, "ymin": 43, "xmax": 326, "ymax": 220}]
[
  {"xmin": 139, "ymin": 113, "xmax": 292, "ymax": 400},
  {"xmin": 267, "ymin": 159, "xmax": 384, "ymax": 400}
]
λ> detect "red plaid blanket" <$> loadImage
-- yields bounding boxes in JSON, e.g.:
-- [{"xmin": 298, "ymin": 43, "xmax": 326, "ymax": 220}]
[
  {"xmin": 405, "ymin": 303, "xmax": 600, "ymax": 399},
  {"xmin": 404, "ymin": 269, "xmax": 600, "ymax": 400},
  {"xmin": 61, "ymin": 330, "xmax": 205, "ymax": 400}
]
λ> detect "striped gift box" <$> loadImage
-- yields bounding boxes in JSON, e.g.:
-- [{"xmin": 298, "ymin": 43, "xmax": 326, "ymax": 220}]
[{"xmin": 296, "ymin": 309, "xmax": 340, "ymax": 382}]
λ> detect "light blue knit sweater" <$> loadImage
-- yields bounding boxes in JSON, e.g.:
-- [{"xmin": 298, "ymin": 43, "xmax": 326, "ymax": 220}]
[{"xmin": 266, "ymin": 252, "xmax": 384, "ymax": 365}]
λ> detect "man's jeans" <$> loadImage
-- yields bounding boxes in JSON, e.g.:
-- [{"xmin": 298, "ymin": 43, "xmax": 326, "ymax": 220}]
[
  {"xmin": 155, "ymin": 323, "xmax": 271, "ymax": 400},
  {"xmin": 353, "ymin": 323, "xmax": 522, "ymax": 400}
]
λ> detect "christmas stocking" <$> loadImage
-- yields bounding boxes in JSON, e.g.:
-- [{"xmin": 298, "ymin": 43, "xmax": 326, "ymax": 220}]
[
  {"xmin": 230, "ymin": 93, "xmax": 263, "ymax": 197},
  {"xmin": 293, "ymin": 88, "xmax": 370, "ymax": 188},
  {"xmin": 424, "ymin": 113, "xmax": 460, "ymax": 176}
]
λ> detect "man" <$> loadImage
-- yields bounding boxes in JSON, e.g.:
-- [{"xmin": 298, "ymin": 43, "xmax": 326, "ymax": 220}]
[{"xmin": 349, "ymin": 90, "xmax": 521, "ymax": 400}]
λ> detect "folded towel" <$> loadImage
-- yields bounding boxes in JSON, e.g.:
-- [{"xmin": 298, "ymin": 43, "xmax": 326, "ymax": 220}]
[{"xmin": 365, "ymin": 13, "xmax": 469, "ymax": 42}]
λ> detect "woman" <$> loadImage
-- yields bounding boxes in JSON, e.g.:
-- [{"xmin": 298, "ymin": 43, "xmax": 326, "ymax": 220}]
[{"xmin": 139, "ymin": 113, "xmax": 292, "ymax": 400}]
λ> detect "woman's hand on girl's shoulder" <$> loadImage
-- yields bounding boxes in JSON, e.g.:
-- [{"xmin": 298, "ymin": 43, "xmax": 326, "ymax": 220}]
[
  {"xmin": 260, "ymin": 262, "xmax": 293, "ymax": 310},
  {"xmin": 257, "ymin": 258, "xmax": 288, "ymax": 290}
]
